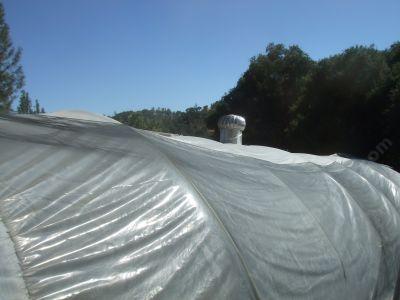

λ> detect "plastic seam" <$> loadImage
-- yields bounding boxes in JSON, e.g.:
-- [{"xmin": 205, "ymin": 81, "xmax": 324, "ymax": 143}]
[
  {"xmin": 356, "ymin": 163, "xmax": 400, "ymax": 216},
  {"xmin": 339, "ymin": 165, "xmax": 400, "ymax": 296},
  {"xmin": 270, "ymin": 170, "xmax": 348, "ymax": 280},
  {"xmin": 317, "ymin": 167, "xmax": 386, "ymax": 296},
  {"xmin": 344, "ymin": 165, "xmax": 400, "ymax": 231}
]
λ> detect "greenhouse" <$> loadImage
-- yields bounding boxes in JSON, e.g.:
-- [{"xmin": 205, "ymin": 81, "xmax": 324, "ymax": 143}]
[{"xmin": 0, "ymin": 111, "xmax": 399, "ymax": 299}]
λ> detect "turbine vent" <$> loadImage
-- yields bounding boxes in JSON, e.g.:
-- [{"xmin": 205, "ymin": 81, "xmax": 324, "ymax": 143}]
[{"xmin": 217, "ymin": 114, "xmax": 246, "ymax": 144}]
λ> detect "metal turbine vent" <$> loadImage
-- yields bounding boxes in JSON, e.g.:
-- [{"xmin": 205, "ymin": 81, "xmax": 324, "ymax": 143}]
[{"xmin": 217, "ymin": 114, "xmax": 246, "ymax": 144}]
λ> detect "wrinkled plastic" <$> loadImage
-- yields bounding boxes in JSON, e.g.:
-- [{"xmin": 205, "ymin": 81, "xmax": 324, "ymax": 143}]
[{"xmin": 0, "ymin": 114, "xmax": 399, "ymax": 299}]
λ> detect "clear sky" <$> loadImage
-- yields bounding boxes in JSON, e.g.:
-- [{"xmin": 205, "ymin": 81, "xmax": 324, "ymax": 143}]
[{"xmin": 3, "ymin": 0, "xmax": 400, "ymax": 115}]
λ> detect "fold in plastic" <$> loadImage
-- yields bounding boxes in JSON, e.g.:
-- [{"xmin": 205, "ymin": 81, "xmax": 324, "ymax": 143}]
[{"xmin": 0, "ymin": 114, "xmax": 399, "ymax": 299}]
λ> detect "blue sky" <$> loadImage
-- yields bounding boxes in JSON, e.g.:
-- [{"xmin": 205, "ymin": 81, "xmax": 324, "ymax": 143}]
[{"xmin": 3, "ymin": 0, "xmax": 400, "ymax": 115}]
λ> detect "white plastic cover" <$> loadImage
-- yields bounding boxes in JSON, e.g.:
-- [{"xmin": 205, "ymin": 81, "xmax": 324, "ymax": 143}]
[{"xmin": 0, "ymin": 113, "xmax": 399, "ymax": 300}]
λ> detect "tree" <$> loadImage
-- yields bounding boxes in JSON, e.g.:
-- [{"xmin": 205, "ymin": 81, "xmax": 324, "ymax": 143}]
[
  {"xmin": 207, "ymin": 43, "xmax": 314, "ymax": 148},
  {"xmin": 16, "ymin": 95, "xmax": 45, "ymax": 114},
  {"xmin": 17, "ymin": 90, "xmax": 32, "ymax": 114},
  {"xmin": 0, "ymin": 2, "xmax": 24, "ymax": 114},
  {"xmin": 33, "ymin": 99, "xmax": 46, "ymax": 114},
  {"xmin": 35, "ymin": 99, "xmax": 40, "ymax": 114},
  {"xmin": 380, "ymin": 42, "xmax": 400, "ymax": 170},
  {"xmin": 288, "ymin": 46, "xmax": 390, "ymax": 156}
]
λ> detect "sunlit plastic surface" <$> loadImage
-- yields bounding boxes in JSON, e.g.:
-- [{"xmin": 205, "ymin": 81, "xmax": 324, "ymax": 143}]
[{"xmin": 0, "ymin": 114, "xmax": 399, "ymax": 299}]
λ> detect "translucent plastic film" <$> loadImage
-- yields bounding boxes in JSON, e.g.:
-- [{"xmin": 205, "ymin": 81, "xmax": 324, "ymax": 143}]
[{"xmin": 0, "ymin": 114, "xmax": 399, "ymax": 299}]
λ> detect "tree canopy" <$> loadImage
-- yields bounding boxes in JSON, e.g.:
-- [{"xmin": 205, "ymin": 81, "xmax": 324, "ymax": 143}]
[
  {"xmin": 16, "ymin": 91, "xmax": 45, "ymax": 114},
  {"xmin": 0, "ymin": 2, "xmax": 24, "ymax": 114},
  {"xmin": 113, "ymin": 106, "xmax": 211, "ymax": 138},
  {"xmin": 206, "ymin": 42, "xmax": 400, "ymax": 170},
  {"xmin": 17, "ymin": 90, "xmax": 32, "ymax": 114}
]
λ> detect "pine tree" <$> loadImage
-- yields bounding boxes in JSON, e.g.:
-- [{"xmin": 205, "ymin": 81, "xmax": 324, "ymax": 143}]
[
  {"xmin": 35, "ymin": 99, "xmax": 40, "ymax": 114},
  {"xmin": 0, "ymin": 3, "xmax": 24, "ymax": 113},
  {"xmin": 17, "ymin": 90, "xmax": 32, "ymax": 114}
]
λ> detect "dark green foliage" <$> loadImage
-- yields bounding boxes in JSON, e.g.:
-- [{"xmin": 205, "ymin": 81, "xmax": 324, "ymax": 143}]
[
  {"xmin": 380, "ymin": 42, "xmax": 400, "ymax": 169},
  {"xmin": 35, "ymin": 99, "xmax": 40, "ymax": 114},
  {"xmin": 17, "ymin": 91, "xmax": 45, "ymax": 114},
  {"xmin": 0, "ymin": 2, "xmax": 24, "ymax": 114},
  {"xmin": 17, "ymin": 90, "xmax": 32, "ymax": 114},
  {"xmin": 207, "ymin": 43, "xmax": 314, "ymax": 148},
  {"xmin": 289, "ymin": 46, "xmax": 389, "ymax": 154},
  {"xmin": 35, "ymin": 99, "xmax": 45, "ymax": 114},
  {"xmin": 208, "ymin": 42, "xmax": 400, "ymax": 170},
  {"xmin": 113, "ymin": 105, "xmax": 211, "ymax": 138}
]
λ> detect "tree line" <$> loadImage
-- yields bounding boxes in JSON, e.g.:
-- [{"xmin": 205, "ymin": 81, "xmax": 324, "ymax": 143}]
[
  {"xmin": 113, "ymin": 105, "xmax": 210, "ymax": 137},
  {"xmin": 17, "ymin": 90, "xmax": 45, "ymax": 114},
  {"xmin": 114, "ymin": 42, "xmax": 400, "ymax": 170},
  {"xmin": 0, "ymin": 2, "xmax": 45, "ymax": 115},
  {"xmin": 206, "ymin": 43, "xmax": 400, "ymax": 170}
]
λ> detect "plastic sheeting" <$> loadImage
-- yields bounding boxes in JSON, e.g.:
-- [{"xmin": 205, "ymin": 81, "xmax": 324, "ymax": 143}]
[{"xmin": 0, "ymin": 113, "xmax": 399, "ymax": 300}]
